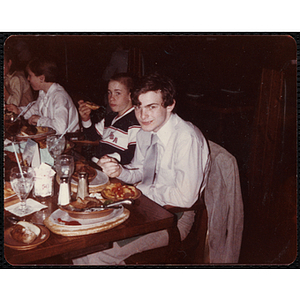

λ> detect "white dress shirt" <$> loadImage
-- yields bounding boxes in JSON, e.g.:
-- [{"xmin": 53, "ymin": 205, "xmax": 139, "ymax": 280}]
[
  {"xmin": 21, "ymin": 83, "xmax": 80, "ymax": 134},
  {"xmin": 118, "ymin": 113, "xmax": 211, "ymax": 208}
]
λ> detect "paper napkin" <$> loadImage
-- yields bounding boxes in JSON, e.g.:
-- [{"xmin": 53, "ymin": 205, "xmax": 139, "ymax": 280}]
[{"xmin": 5, "ymin": 198, "xmax": 48, "ymax": 217}]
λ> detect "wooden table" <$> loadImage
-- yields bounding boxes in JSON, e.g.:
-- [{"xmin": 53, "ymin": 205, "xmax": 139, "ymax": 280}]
[{"xmin": 4, "ymin": 163, "xmax": 179, "ymax": 266}]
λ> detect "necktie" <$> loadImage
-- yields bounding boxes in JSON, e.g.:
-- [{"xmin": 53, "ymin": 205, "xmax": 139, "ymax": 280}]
[{"xmin": 142, "ymin": 133, "xmax": 159, "ymax": 185}]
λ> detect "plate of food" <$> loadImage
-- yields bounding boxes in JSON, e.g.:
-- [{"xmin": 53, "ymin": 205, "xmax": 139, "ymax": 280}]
[
  {"xmin": 59, "ymin": 196, "xmax": 133, "ymax": 220},
  {"xmin": 101, "ymin": 182, "xmax": 141, "ymax": 201},
  {"xmin": 16, "ymin": 126, "xmax": 56, "ymax": 141},
  {"xmin": 4, "ymin": 221, "xmax": 50, "ymax": 250},
  {"xmin": 71, "ymin": 161, "xmax": 97, "ymax": 182},
  {"xmin": 59, "ymin": 196, "xmax": 113, "ymax": 219},
  {"xmin": 47, "ymin": 206, "xmax": 125, "ymax": 231}
]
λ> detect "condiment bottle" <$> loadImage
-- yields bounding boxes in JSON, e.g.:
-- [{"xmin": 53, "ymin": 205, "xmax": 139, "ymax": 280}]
[
  {"xmin": 77, "ymin": 172, "xmax": 89, "ymax": 200},
  {"xmin": 58, "ymin": 177, "xmax": 71, "ymax": 206}
]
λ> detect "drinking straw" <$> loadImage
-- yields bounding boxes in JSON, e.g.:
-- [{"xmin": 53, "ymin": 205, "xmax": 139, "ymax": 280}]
[
  {"xmin": 12, "ymin": 142, "xmax": 25, "ymax": 180},
  {"xmin": 49, "ymin": 119, "xmax": 76, "ymax": 151}
]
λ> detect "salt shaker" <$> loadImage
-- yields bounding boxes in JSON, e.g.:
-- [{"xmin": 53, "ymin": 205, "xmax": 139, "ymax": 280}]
[
  {"xmin": 58, "ymin": 177, "xmax": 71, "ymax": 206},
  {"xmin": 77, "ymin": 172, "xmax": 89, "ymax": 200}
]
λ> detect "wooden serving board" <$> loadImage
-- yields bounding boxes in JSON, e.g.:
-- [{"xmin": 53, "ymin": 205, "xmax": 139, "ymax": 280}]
[{"xmin": 44, "ymin": 208, "xmax": 130, "ymax": 236}]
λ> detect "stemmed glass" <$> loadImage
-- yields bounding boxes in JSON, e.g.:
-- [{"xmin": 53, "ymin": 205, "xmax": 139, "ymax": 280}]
[
  {"xmin": 46, "ymin": 134, "xmax": 66, "ymax": 164},
  {"xmin": 10, "ymin": 166, "xmax": 35, "ymax": 214},
  {"xmin": 55, "ymin": 155, "xmax": 75, "ymax": 180}
]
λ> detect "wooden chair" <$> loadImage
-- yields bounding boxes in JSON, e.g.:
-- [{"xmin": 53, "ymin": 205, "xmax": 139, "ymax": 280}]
[{"xmin": 124, "ymin": 195, "xmax": 208, "ymax": 265}]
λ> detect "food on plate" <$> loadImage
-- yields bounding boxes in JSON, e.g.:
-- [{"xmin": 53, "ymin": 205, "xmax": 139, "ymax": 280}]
[
  {"xmin": 101, "ymin": 182, "xmax": 139, "ymax": 200},
  {"xmin": 71, "ymin": 162, "xmax": 97, "ymax": 182},
  {"xmin": 10, "ymin": 221, "xmax": 41, "ymax": 244},
  {"xmin": 5, "ymin": 120, "xmax": 22, "ymax": 136},
  {"xmin": 19, "ymin": 126, "xmax": 49, "ymax": 137},
  {"xmin": 19, "ymin": 125, "xmax": 38, "ymax": 136},
  {"xmin": 85, "ymin": 101, "xmax": 100, "ymax": 110},
  {"xmin": 62, "ymin": 196, "xmax": 104, "ymax": 211}
]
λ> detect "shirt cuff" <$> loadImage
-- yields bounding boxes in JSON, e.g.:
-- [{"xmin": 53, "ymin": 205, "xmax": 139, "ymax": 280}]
[
  {"xmin": 107, "ymin": 152, "xmax": 121, "ymax": 162},
  {"xmin": 91, "ymin": 157, "xmax": 99, "ymax": 164},
  {"xmin": 82, "ymin": 119, "xmax": 92, "ymax": 128},
  {"xmin": 117, "ymin": 165, "xmax": 127, "ymax": 181}
]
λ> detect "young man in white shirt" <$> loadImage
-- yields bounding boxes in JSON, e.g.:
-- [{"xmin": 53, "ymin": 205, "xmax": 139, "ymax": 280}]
[{"xmin": 73, "ymin": 73, "xmax": 210, "ymax": 265}]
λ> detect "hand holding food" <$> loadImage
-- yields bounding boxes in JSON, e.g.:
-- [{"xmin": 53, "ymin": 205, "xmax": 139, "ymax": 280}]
[
  {"xmin": 85, "ymin": 101, "xmax": 100, "ymax": 110},
  {"xmin": 78, "ymin": 100, "xmax": 92, "ymax": 122}
]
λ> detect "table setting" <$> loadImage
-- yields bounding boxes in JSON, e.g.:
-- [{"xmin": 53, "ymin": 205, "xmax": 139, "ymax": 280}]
[
  {"xmin": 3, "ymin": 118, "xmax": 139, "ymax": 254},
  {"xmin": 4, "ymin": 116, "xmax": 177, "ymax": 265}
]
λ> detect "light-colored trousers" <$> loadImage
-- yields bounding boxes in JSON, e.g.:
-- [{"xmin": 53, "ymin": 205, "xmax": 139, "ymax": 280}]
[{"xmin": 73, "ymin": 211, "xmax": 195, "ymax": 265}]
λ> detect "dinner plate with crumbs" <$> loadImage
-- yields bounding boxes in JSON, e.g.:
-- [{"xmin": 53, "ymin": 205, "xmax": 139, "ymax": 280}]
[
  {"xmin": 4, "ymin": 225, "xmax": 50, "ymax": 250},
  {"xmin": 16, "ymin": 126, "xmax": 56, "ymax": 141},
  {"xmin": 58, "ymin": 169, "xmax": 109, "ymax": 187},
  {"xmin": 101, "ymin": 182, "xmax": 141, "ymax": 201}
]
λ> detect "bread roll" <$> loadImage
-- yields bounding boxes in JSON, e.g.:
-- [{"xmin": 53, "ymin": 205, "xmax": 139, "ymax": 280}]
[{"xmin": 11, "ymin": 221, "xmax": 40, "ymax": 244}]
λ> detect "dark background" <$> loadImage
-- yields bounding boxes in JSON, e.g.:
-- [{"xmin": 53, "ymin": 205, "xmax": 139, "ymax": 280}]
[{"xmin": 3, "ymin": 33, "xmax": 298, "ymax": 265}]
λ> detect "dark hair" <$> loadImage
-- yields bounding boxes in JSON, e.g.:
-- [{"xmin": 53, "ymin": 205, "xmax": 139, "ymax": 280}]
[
  {"xmin": 4, "ymin": 49, "xmax": 22, "ymax": 74},
  {"xmin": 109, "ymin": 73, "xmax": 134, "ymax": 94},
  {"xmin": 132, "ymin": 73, "xmax": 176, "ymax": 108},
  {"xmin": 27, "ymin": 57, "xmax": 58, "ymax": 82}
]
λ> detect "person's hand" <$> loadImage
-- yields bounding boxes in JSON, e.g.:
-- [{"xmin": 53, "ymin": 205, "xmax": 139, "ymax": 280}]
[
  {"xmin": 28, "ymin": 115, "xmax": 40, "ymax": 126},
  {"xmin": 5, "ymin": 104, "xmax": 20, "ymax": 115},
  {"xmin": 98, "ymin": 155, "xmax": 122, "ymax": 178},
  {"xmin": 78, "ymin": 100, "xmax": 91, "ymax": 122}
]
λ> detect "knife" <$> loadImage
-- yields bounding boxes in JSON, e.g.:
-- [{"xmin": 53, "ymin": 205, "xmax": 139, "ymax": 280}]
[
  {"xmin": 13, "ymin": 102, "xmax": 35, "ymax": 122},
  {"xmin": 85, "ymin": 199, "xmax": 134, "ymax": 212}
]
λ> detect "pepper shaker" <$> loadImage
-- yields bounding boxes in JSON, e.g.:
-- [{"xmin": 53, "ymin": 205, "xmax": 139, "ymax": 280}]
[{"xmin": 77, "ymin": 171, "xmax": 89, "ymax": 200}]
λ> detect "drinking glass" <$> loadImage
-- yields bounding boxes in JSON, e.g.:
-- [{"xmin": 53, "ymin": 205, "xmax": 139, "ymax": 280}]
[
  {"xmin": 46, "ymin": 134, "xmax": 66, "ymax": 161},
  {"xmin": 55, "ymin": 155, "xmax": 75, "ymax": 179},
  {"xmin": 10, "ymin": 166, "xmax": 35, "ymax": 214}
]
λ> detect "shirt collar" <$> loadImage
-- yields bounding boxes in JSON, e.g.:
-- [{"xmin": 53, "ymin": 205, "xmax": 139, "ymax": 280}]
[
  {"xmin": 40, "ymin": 82, "xmax": 56, "ymax": 99},
  {"xmin": 113, "ymin": 106, "xmax": 134, "ymax": 122},
  {"xmin": 155, "ymin": 113, "xmax": 176, "ymax": 148}
]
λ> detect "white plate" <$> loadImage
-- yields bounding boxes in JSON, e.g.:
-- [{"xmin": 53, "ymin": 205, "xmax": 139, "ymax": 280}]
[
  {"xmin": 48, "ymin": 207, "xmax": 124, "ymax": 231},
  {"xmin": 71, "ymin": 169, "xmax": 109, "ymax": 187}
]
